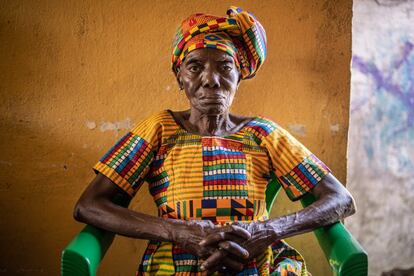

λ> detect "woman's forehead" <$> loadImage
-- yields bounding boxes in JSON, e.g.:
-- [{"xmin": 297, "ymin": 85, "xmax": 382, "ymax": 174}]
[{"xmin": 184, "ymin": 48, "xmax": 234, "ymax": 63}]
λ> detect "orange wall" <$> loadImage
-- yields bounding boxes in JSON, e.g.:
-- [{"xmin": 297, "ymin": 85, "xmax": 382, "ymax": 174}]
[{"xmin": 0, "ymin": 1, "xmax": 351, "ymax": 275}]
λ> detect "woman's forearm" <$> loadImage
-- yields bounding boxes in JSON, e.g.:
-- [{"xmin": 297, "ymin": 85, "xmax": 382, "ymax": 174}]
[
  {"xmin": 266, "ymin": 191, "xmax": 355, "ymax": 241},
  {"xmin": 74, "ymin": 198, "xmax": 182, "ymax": 241},
  {"xmin": 263, "ymin": 174, "xmax": 356, "ymax": 242}
]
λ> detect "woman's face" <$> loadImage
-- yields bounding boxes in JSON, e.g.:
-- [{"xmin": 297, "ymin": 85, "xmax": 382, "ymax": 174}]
[{"xmin": 176, "ymin": 48, "xmax": 240, "ymax": 115}]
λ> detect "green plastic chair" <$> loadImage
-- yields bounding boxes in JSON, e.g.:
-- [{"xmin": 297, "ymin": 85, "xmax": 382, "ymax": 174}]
[{"xmin": 62, "ymin": 175, "xmax": 368, "ymax": 275}]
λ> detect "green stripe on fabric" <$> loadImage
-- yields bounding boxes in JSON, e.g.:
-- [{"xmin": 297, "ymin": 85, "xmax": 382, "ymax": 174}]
[
  {"xmin": 129, "ymin": 150, "xmax": 154, "ymax": 185},
  {"xmin": 284, "ymin": 174, "xmax": 307, "ymax": 194},
  {"xmin": 147, "ymin": 171, "xmax": 168, "ymax": 182},
  {"xmin": 216, "ymin": 208, "xmax": 231, "ymax": 216},
  {"xmin": 107, "ymin": 136, "xmax": 139, "ymax": 167},
  {"xmin": 155, "ymin": 197, "xmax": 167, "ymax": 206},
  {"xmin": 203, "ymin": 163, "xmax": 246, "ymax": 171},
  {"xmin": 175, "ymin": 265, "xmax": 199, "ymax": 272}
]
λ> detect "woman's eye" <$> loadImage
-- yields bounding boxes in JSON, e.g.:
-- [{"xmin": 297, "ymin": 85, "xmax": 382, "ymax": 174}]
[
  {"xmin": 189, "ymin": 66, "xmax": 201, "ymax": 73},
  {"xmin": 222, "ymin": 65, "xmax": 232, "ymax": 71}
]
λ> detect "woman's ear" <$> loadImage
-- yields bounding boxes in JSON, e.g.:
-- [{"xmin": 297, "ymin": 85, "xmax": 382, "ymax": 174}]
[
  {"xmin": 237, "ymin": 71, "xmax": 241, "ymax": 88},
  {"xmin": 175, "ymin": 67, "xmax": 184, "ymax": 90}
]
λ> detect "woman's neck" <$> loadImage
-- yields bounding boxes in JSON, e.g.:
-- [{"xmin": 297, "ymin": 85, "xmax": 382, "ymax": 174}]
[{"xmin": 187, "ymin": 108, "xmax": 235, "ymax": 136}]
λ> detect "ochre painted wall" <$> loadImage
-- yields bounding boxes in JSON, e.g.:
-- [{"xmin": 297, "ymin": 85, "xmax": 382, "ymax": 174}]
[{"xmin": 0, "ymin": 1, "xmax": 351, "ymax": 275}]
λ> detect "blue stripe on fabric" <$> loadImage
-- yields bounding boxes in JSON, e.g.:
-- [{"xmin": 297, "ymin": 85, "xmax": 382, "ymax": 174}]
[
  {"xmin": 177, "ymin": 202, "xmax": 181, "ymax": 218},
  {"xmin": 202, "ymin": 150, "xmax": 244, "ymax": 156},
  {"xmin": 100, "ymin": 132, "xmax": 131, "ymax": 162},
  {"xmin": 203, "ymin": 174, "xmax": 246, "ymax": 181},
  {"xmin": 297, "ymin": 162, "xmax": 317, "ymax": 185},
  {"xmin": 227, "ymin": 18, "xmax": 238, "ymax": 25},
  {"xmin": 115, "ymin": 138, "xmax": 145, "ymax": 173},
  {"xmin": 235, "ymin": 267, "xmax": 259, "ymax": 275},
  {"xmin": 247, "ymin": 120, "xmax": 276, "ymax": 135},
  {"xmin": 202, "ymin": 199, "xmax": 217, "ymax": 208},
  {"xmin": 151, "ymin": 158, "xmax": 164, "ymax": 168},
  {"xmin": 149, "ymin": 182, "xmax": 169, "ymax": 194}
]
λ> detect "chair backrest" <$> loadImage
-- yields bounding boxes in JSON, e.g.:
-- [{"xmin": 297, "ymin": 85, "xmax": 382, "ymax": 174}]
[{"xmin": 265, "ymin": 172, "xmax": 283, "ymax": 214}]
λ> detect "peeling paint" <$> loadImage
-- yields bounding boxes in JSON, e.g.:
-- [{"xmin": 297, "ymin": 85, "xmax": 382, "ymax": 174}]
[
  {"xmin": 86, "ymin": 119, "xmax": 133, "ymax": 132},
  {"xmin": 330, "ymin": 123, "xmax": 340, "ymax": 134},
  {"xmin": 287, "ymin": 124, "xmax": 306, "ymax": 137},
  {"xmin": 99, "ymin": 118, "xmax": 132, "ymax": 132},
  {"xmin": 85, "ymin": 121, "xmax": 96, "ymax": 130}
]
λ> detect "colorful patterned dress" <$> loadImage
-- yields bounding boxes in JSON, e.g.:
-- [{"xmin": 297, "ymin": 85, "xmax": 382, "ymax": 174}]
[{"xmin": 93, "ymin": 110, "xmax": 331, "ymax": 276}]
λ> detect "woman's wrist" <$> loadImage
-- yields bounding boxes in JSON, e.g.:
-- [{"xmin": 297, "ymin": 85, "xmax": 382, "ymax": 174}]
[
  {"xmin": 260, "ymin": 219, "xmax": 283, "ymax": 242},
  {"xmin": 163, "ymin": 218, "xmax": 189, "ymax": 243}
]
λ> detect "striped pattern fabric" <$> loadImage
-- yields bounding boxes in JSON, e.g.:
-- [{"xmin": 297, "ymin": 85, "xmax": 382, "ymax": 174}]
[
  {"xmin": 172, "ymin": 6, "xmax": 267, "ymax": 80},
  {"xmin": 93, "ymin": 110, "xmax": 330, "ymax": 275}
]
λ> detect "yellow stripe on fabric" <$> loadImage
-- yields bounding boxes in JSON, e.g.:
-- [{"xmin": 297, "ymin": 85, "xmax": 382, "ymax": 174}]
[
  {"xmin": 262, "ymin": 128, "xmax": 311, "ymax": 177},
  {"xmin": 129, "ymin": 111, "xmax": 177, "ymax": 150},
  {"xmin": 144, "ymin": 242, "xmax": 175, "ymax": 275},
  {"xmin": 164, "ymin": 140, "xmax": 203, "ymax": 202}
]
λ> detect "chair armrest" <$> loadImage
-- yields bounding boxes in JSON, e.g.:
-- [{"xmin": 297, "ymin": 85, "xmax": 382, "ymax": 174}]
[
  {"xmin": 62, "ymin": 188, "xmax": 131, "ymax": 275},
  {"xmin": 61, "ymin": 225, "xmax": 115, "ymax": 276},
  {"xmin": 301, "ymin": 193, "xmax": 368, "ymax": 276}
]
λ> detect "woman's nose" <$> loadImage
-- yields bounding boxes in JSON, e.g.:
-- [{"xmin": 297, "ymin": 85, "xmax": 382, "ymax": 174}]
[{"xmin": 201, "ymin": 67, "xmax": 220, "ymax": 88}]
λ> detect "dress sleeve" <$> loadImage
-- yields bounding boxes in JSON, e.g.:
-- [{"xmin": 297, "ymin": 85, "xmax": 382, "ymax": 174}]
[
  {"xmin": 93, "ymin": 114, "xmax": 162, "ymax": 197},
  {"xmin": 261, "ymin": 123, "xmax": 331, "ymax": 201}
]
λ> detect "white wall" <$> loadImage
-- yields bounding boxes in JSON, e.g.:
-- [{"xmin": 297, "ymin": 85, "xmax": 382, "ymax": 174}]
[{"xmin": 348, "ymin": 0, "xmax": 414, "ymax": 275}]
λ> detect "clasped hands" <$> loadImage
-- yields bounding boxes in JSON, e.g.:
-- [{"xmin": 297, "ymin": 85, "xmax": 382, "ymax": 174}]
[{"xmin": 171, "ymin": 220, "xmax": 277, "ymax": 274}]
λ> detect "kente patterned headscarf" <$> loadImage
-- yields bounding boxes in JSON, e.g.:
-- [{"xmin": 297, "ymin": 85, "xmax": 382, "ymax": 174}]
[{"xmin": 172, "ymin": 6, "xmax": 267, "ymax": 80}]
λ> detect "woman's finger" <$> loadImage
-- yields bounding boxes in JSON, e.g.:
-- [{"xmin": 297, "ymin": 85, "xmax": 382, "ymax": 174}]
[
  {"xmin": 221, "ymin": 255, "xmax": 245, "ymax": 272},
  {"xmin": 199, "ymin": 226, "xmax": 250, "ymax": 247},
  {"xmin": 201, "ymin": 249, "xmax": 244, "ymax": 273},
  {"xmin": 230, "ymin": 225, "xmax": 251, "ymax": 240},
  {"xmin": 218, "ymin": 240, "xmax": 249, "ymax": 259},
  {"xmin": 200, "ymin": 250, "xmax": 222, "ymax": 272}
]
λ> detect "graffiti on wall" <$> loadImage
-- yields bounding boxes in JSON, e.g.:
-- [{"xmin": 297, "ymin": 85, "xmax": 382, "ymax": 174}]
[{"xmin": 351, "ymin": 40, "xmax": 414, "ymax": 176}]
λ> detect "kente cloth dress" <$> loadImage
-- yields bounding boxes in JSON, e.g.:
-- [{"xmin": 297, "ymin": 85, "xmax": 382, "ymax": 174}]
[{"xmin": 93, "ymin": 110, "xmax": 331, "ymax": 276}]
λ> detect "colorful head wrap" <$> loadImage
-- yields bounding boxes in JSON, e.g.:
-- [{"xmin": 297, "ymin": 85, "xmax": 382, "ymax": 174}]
[{"xmin": 172, "ymin": 6, "xmax": 267, "ymax": 80}]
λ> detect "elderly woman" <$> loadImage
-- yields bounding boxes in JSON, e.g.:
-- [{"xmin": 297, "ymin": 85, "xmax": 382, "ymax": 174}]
[{"xmin": 74, "ymin": 7, "xmax": 355, "ymax": 276}]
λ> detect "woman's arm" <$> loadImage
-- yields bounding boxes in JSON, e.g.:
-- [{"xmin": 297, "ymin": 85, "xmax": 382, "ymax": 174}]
[
  {"xmin": 74, "ymin": 173, "xmax": 175, "ymax": 241},
  {"xmin": 74, "ymin": 173, "xmax": 250, "ymax": 269},
  {"xmin": 264, "ymin": 172, "xmax": 356, "ymax": 239},
  {"xmin": 200, "ymin": 173, "xmax": 356, "ymax": 271}
]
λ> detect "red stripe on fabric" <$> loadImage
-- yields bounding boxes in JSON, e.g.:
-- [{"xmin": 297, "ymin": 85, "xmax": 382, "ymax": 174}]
[
  {"xmin": 102, "ymin": 133, "xmax": 132, "ymax": 163},
  {"xmin": 118, "ymin": 142, "xmax": 148, "ymax": 177},
  {"xmin": 153, "ymin": 187, "xmax": 168, "ymax": 194},
  {"xmin": 202, "ymin": 154, "xmax": 245, "ymax": 161},
  {"xmin": 248, "ymin": 125, "xmax": 268, "ymax": 137},
  {"xmin": 202, "ymin": 137, "xmax": 244, "ymax": 150},
  {"xmin": 203, "ymin": 179, "xmax": 247, "ymax": 186},
  {"xmin": 292, "ymin": 166, "xmax": 313, "ymax": 188}
]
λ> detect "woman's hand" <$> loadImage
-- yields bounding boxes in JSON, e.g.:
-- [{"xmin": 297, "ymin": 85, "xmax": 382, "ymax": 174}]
[
  {"xmin": 198, "ymin": 173, "xmax": 357, "ymax": 274},
  {"xmin": 199, "ymin": 221, "xmax": 276, "ymax": 273},
  {"xmin": 169, "ymin": 220, "xmax": 252, "ymax": 272}
]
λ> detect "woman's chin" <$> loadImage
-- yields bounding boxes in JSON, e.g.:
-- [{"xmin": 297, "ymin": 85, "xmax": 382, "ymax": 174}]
[{"xmin": 198, "ymin": 104, "xmax": 228, "ymax": 115}]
